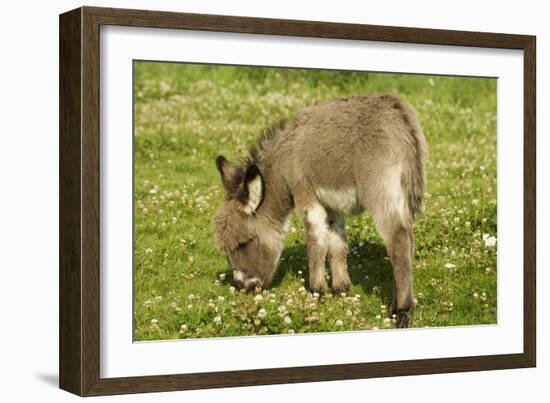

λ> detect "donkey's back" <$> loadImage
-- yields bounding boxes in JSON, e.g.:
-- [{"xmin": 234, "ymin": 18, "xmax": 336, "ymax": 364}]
[{"xmin": 277, "ymin": 94, "xmax": 427, "ymax": 221}]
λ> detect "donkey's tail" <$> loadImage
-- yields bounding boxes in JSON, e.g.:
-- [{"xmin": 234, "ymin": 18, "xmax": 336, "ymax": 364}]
[{"xmin": 401, "ymin": 100, "xmax": 428, "ymax": 219}]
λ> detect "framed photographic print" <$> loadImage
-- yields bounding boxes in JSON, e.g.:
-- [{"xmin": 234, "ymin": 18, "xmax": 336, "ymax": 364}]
[{"xmin": 59, "ymin": 6, "xmax": 536, "ymax": 396}]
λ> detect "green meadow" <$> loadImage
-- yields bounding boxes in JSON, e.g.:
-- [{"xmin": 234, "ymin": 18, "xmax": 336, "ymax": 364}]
[{"xmin": 133, "ymin": 62, "xmax": 497, "ymax": 340}]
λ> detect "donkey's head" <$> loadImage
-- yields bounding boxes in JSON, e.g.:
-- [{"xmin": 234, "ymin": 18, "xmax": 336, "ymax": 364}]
[{"xmin": 212, "ymin": 155, "xmax": 283, "ymax": 291}]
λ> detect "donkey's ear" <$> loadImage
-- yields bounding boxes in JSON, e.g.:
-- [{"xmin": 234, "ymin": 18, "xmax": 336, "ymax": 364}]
[
  {"xmin": 238, "ymin": 164, "xmax": 264, "ymax": 214},
  {"xmin": 215, "ymin": 155, "xmax": 242, "ymax": 194}
]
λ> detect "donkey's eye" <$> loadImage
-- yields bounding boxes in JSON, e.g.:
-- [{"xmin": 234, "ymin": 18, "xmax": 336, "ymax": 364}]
[{"xmin": 236, "ymin": 242, "xmax": 248, "ymax": 251}]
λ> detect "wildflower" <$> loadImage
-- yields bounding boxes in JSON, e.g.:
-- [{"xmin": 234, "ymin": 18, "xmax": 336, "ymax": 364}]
[
  {"xmin": 444, "ymin": 263, "xmax": 456, "ymax": 269},
  {"xmin": 213, "ymin": 315, "xmax": 222, "ymax": 325},
  {"xmin": 254, "ymin": 294, "xmax": 264, "ymax": 303},
  {"xmin": 288, "ymin": 329, "xmax": 295, "ymax": 334},
  {"xmin": 145, "ymin": 248, "xmax": 153, "ymax": 254},
  {"xmin": 284, "ymin": 316, "xmax": 292, "ymax": 324},
  {"xmin": 150, "ymin": 319, "xmax": 158, "ymax": 325},
  {"xmin": 346, "ymin": 310, "xmax": 353, "ymax": 317},
  {"xmin": 219, "ymin": 273, "xmax": 226, "ymax": 281},
  {"xmin": 335, "ymin": 319, "xmax": 343, "ymax": 326},
  {"xmin": 375, "ymin": 314, "xmax": 382, "ymax": 320},
  {"xmin": 483, "ymin": 234, "xmax": 497, "ymax": 248},
  {"xmin": 217, "ymin": 296, "xmax": 225, "ymax": 302},
  {"xmin": 179, "ymin": 324, "xmax": 188, "ymax": 332},
  {"xmin": 258, "ymin": 308, "xmax": 267, "ymax": 318}
]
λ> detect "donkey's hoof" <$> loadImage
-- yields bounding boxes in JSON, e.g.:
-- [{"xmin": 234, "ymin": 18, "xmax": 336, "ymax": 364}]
[
  {"xmin": 331, "ymin": 282, "xmax": 350, "ymax": 295},
  {"xmin": 309, "ymin": 281, "xmax": 329, "ymax": 296},
  {"xmin": 395, "ymin": 309, "xmax": 414, "ymax": 328}
]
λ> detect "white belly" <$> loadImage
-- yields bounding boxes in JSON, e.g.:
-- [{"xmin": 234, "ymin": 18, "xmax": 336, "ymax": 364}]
[{"xmin": 314, "ymin": 187, "xmax": 363, "ymax": 215}]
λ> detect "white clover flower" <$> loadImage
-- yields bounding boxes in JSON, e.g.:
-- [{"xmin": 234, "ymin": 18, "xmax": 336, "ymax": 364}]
[
  {"xmin": 213, "ymin": 315, "xmax": 222, "ymax": 325},
  {"xmin": 284, "ymin": 316, "xmax": 292, "ymax": 324},
  {"xmin": 278, "ymin": 305, "xmax": 287, "ymax": 314},
  {"xmin": 219, "ymin": 273, "xmax": 226, "ymax": 281},
  {"xmin": 346, "ymin": 310, "xmax": 353, "ymax": 317},
  {"xmin": 444, "ymin": 263, "xmax": 456, "ymax": 269},
  {"xmin": 145, "ymin": 248, "xmax": 153, "ymax": 254},
  {"xmin": 254, "ymin": 294, "xmax": 264, "ymax": 303},
  {"xmin": 217, "ymin": 296, "xmax": 225, "ymax": 302},
  {"xmin": 335, "ymin": 319, "xmax": 343, "ymax": 326},
  {"xmin": 375, "ymin": 314, "xmax": 382, "ymax": 320},
  {"xmin": 383, "ymin": 318, "xmax": 391, "ymax": 324},
  {"xmin": 258, "ymin": 308, "xmax": 267, "ymax": 318},
  {"xmin": 187, "ymin": 294, "xmax": 195, "ymax": 300},
  {"xmin": 179, "ymin": 324, "xmax": 188, "ymax": 332},
  {"xmin": 150, "ymin": 319, "xmax": 158, "ymax": 325},
  {"xmin": 484, "ymin": 236, "xmax": 497, "ymax": 248}
]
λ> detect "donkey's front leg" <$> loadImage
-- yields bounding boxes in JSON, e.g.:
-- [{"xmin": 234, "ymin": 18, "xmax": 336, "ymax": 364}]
[
  {"xmin": 303, "ymin": 204, "xmax": 330, "ymax": 295},
  {"xmin": 327, "ymin": 211, "xmax": 351, "ymax": 294}
]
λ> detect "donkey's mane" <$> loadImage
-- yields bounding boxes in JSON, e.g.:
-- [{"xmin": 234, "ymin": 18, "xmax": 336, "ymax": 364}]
[{"xmin": 243, "ymin": 119, "xmax": 288, "ymax": 167}]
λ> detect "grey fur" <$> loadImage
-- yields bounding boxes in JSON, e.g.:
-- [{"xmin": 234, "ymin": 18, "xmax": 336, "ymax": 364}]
[{"xmin": 213, "ymin": 94, "xmax": 427, "ymax": 327}]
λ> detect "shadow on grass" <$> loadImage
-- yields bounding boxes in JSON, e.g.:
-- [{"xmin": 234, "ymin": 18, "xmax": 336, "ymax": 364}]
[
  {"xmin": 272, "ymin": 240, "xmax": 394, "ymax": 304},
  {"xmin": 214, "ymin": 239, "xmax": 395, "ymax": 307}
]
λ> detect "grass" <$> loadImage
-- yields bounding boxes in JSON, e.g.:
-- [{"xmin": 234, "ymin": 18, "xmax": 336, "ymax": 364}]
[{"xmin": 133, "ymin": 62, "xmax": 497, "ymax": 341}]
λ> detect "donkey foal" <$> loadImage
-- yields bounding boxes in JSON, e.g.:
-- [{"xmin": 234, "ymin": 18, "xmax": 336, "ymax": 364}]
[{"xmin": 213, "ymin": 94, "xmax": 427, "ymax": 328}]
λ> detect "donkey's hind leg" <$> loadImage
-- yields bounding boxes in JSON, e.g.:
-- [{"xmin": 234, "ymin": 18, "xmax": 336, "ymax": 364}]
[
  {"xmin": 371, "ymin": 202, "xmax": 416, "ymax": 328},
  {"xmin": 327, "ymin": 210, "xmax": 351, "ymax": 294}
]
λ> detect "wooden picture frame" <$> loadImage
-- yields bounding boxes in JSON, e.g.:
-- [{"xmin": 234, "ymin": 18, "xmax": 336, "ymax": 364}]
[{"xmin": 59, "ymin": 6, "xmax": 536, "ymax": 396}]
